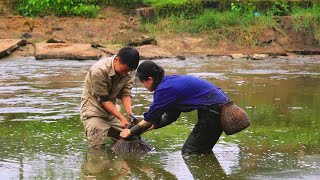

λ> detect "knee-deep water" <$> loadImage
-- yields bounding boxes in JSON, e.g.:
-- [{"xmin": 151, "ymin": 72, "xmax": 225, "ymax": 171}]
[{"xmin": 0, "ymin": 56, "xmax": 319, "ymax": 179}]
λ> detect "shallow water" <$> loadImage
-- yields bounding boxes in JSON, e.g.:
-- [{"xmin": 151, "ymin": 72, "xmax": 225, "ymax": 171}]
[{"xmin": 0, "ymin": 56, "xmax": 319, "ymax": 179}]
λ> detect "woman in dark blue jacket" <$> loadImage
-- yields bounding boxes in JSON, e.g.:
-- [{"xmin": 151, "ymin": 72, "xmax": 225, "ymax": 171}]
[{"xmin": 120, "ymin": 61, "xmax": 229, "ymax": 155}]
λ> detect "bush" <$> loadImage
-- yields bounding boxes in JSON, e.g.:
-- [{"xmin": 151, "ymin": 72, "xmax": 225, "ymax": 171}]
[
  {"xmin": 15, "ymin": 0, "xmax": 100, "ymax": 17},
  {"xmin": 187, "ymin": 10, "xmax": 241, "ymax": 33},
  {"xmin": 292, "ymin": 3, "xmax": 320, "ymax": 44},
  {"xmin": 69, "ymin": 4, "xmax": 99, "ymax": 17},
  {"xmin": 148, "ymin": 9, "xmax": 274, "ymax": 34},
  {"xmin": 143, "ymin": 0, "xmax": 204, "ymax": 18}
]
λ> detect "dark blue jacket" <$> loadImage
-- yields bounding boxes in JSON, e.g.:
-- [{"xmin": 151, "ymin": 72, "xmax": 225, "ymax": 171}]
[{"xmin": 143, "ymin": 75, "xmax": 229, "ymax": 123}]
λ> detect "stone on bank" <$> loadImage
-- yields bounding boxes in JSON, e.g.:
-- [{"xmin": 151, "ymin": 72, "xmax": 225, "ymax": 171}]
[
  {"xmin": 35, "ymin": 43, "xmax": 103, "ymax": 60},
  {"xmin": 0, "ymin": 39, "xmax": 27, "ymax": 59}
]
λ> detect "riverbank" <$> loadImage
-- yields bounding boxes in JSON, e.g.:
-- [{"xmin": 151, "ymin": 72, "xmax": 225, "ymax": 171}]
[{"xmin": 0, "ymin": 6, "xmax": 320, "ymax": 60}]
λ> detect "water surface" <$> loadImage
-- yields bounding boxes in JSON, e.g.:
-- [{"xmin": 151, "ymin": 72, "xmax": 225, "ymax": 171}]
[{"xmin": 0, "ymin": 56, "xmax": 319, "ymax": 179}]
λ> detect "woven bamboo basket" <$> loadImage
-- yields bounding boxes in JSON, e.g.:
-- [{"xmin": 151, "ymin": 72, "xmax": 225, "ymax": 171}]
[
  {"xmin": 111, "ymin": 136, "xmax": 153, "ymax": 154},
  {"xmin": 220, "ymin": 101, "xmax": 250, "ymax": 135}
]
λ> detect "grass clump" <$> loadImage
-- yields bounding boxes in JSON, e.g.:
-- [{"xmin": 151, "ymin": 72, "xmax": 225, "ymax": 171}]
[
  {"xmin": 143, "ymin": 8, "xmax": 275, "ymax": 46},
  {"xmin": 143, "ymin": 0, "xmax": 203, "ymax": 18},
  {"xmin": 291, "ymin": 3, "xmax": 320, "ymax": 44},
  {"xmin": 142, "ymin": 1, "xmax": 320, "ymax": 47},
  {"xmin": 15, "ymin": 0, "xmax": 100, "ymax": 17}
]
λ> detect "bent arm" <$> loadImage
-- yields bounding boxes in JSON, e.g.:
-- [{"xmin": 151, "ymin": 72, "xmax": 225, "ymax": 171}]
[
  {"xmin": 121, "ymin": 95, "xmax": 132, "ymax": 119},
  {"xmin": 102, "ymin": 101, "xmax": 128, "ymax": 127},
  {"xmin": 130, "ymin": 120, "xmax": 153, "ymax": 136},
  {"xmin": 154, "ymin": 111, "xmax": 181, "ymax": 129}
]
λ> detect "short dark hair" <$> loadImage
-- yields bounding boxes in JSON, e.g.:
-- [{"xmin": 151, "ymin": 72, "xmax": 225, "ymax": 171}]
[
  {"xmin": 137, "ymin": 61, "xmax": 165, "ymax": 91},
  {"xmin": 117, "ymin": 47, "xmax": 140, "ymax": 70}
]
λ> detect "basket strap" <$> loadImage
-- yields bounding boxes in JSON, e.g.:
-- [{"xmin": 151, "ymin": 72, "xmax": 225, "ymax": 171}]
[{"xmin": 208, "ymin": 109, "xmax": 221, "ymax": 115}]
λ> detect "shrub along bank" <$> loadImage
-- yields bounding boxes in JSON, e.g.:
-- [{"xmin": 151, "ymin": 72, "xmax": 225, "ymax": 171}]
[
  {"xmin": 12, "ymin": 0, "xmax": 102, "ymax": 17},
  {"xmin": 140, "ymin": 0, "xmax": 320, "ymax": 46},
  {"xmin": 2, "ymin": 0, "xmax": 320, "ymax": 48}
]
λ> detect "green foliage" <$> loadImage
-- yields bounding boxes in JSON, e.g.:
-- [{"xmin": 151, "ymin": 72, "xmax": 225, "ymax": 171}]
[
  {"xmin": 146, "ymin": 9, "xmax": 274, "ymax": 34},
  {"xmin": 16, "ymin": 0, "xmax": 99, "ymax": 17},
  {"xmin": 70, "ymin": 3, "xmax": 99, "ymax": 17},
  {"xmin": 143, "ymin": 0, "xmax": 203, "ymax": 18},
  {"xmin": 229, "ymin": 0, "xmax": 292, "ymax": 16},
  {"xmin": 292, "ymin": 3, "xmax": 320, "ymax": 44},
  {"xmin": 269, "ymin": 0, "xmax": 290, "ymax": 16},
  {"xmin": 142, "ymin": 0, "xmax": 319, "ymax": 47},
  {"xmin": 230, "ymin": 0, "xmax": 256, "ymax": 14},
  {"xmin": 188, "ymin": 10, "xmax": 241, "ymax": 33}
]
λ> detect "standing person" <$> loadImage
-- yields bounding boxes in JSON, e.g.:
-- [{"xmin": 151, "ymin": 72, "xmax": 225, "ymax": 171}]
[
  {"xmin": 80, "ymin": 47, "xmax": 139, "ymax": 149},
  {"xmin": 120, "ymin": 61, "xmax": 229, "ymax": 155}
]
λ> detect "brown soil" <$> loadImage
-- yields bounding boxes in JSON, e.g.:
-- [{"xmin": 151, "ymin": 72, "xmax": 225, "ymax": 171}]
[{"xmin": 0, "ymin": 6, "xmax": 319, "ymax": 57}]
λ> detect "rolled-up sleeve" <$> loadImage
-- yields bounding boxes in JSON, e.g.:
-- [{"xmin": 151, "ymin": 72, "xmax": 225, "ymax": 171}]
[
  {"xmin": 117, "ymin": 73, "xmax": 134, "ymax": 99},
  {"xmin": 89, "ymin": 68, "xmax": 110, "ymax": 103}
]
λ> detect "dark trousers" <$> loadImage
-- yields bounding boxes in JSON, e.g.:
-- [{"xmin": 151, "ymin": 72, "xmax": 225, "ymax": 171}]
[{"xmin": 182, "ymin": 108, "xmax": 223, "ymax": 155}]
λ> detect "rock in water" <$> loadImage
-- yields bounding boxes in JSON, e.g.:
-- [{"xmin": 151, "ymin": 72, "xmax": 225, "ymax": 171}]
[{"xmin": 111, "ymin": 136, "xmax": 153, "ymax": 155}]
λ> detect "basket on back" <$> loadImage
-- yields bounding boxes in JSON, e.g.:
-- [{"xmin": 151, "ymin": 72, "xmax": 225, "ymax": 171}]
[{"xmin": 220, "ymin": 101, "xmax": 250, "ymax": 135}]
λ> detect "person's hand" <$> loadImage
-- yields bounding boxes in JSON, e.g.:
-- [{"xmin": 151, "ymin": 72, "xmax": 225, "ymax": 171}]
[
  {"xmin": 120, "ymin": 118, "xmax": 129, "ymax": 128},
  {"xmin": 147, "ymin": 124, "xmax": 155, "ymax": 131},
  {"xmin": 120, "ymin": 128, "xmax": 131, "ymax": 138},
  {"xmin": 129, "ymin": 113, "xmax": 139, "ymax": 125}
]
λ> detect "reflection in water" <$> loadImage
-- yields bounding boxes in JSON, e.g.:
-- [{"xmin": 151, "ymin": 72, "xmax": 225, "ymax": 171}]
[
  {"xmin": 182, "ymin": 153, "xmax": 240, "ymax": 179},
  {"xmin": 81, "ymin": 149, "xmax": 177, "ymax": 179},
  {"xmin": 81, "ymin": 149, "xmax": 238, "ymax": 179},
  {"xmin": 81, "ymin": 149, "xmax": 131, "ymax": 179}
]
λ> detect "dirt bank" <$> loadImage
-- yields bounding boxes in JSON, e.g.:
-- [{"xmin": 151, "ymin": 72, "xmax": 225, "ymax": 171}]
[{"xmin": 0, "ymin": 6, "xmax": 319, "ymax": 58}]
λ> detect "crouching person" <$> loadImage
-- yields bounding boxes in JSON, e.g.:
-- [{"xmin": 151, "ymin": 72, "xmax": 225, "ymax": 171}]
[
  {"xmin": 120, "ymin": 61, "xmax": 229, "ymax": 155},
  {"xmin": 80, "ymin": 47, "xmax": 139, "ymax": 149}
]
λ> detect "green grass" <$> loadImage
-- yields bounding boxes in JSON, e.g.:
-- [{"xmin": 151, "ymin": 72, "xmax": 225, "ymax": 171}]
[
  {"xmin": 15, "ymin": 0, "xmax": 100, "ymax": 17},
  {"xmin": 143, "ymin": 9, "xmax": 276, "ymax": 46},
  {"xmin": 291, "ymin": 3, "xmax": 320, "ymax": 43},
  {"xmin": 140, "ymin": 0, "xmax": 320, "ymax": 46},
  {"xmin": 143, "ymin": 0, "xmax": 203, "ymax": 18}
]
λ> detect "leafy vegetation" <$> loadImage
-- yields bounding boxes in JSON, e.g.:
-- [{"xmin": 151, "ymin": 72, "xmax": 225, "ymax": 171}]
[
  {"xmin": 291, "ymin": 3, "xmax": 320, "ymax": 44},
  {"xmin": 140, "ymin": 0, "xmax": 320, "ymax": 46},
  {"xmin": 143, "ymin": 0, "xmax": 204, "ymax": 18},
  {"xmin": 143, "ymin": 8, "xmax": 275, "ymax": 46},
  {"xmin": 6, "ymin": 0, "xmax": 320, "ymax": 46},
  {"xmin": 14, "ymin": 0, "xmax": 101, "ymax": 17}
]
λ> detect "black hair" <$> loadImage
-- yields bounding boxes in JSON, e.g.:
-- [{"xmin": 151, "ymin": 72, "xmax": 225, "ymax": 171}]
[
  {"xmin": 117, "ymin": 47, "xmax": 140, "ymax": 70},
  {"xmin": 137, "ymin": 61, "xmax": 165, "ymax": 91}
]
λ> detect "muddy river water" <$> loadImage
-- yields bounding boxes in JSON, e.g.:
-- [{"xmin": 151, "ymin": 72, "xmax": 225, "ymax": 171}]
[{"xmin": 0, "ymin": 56, "xmax": 319, "ymax": 179}]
